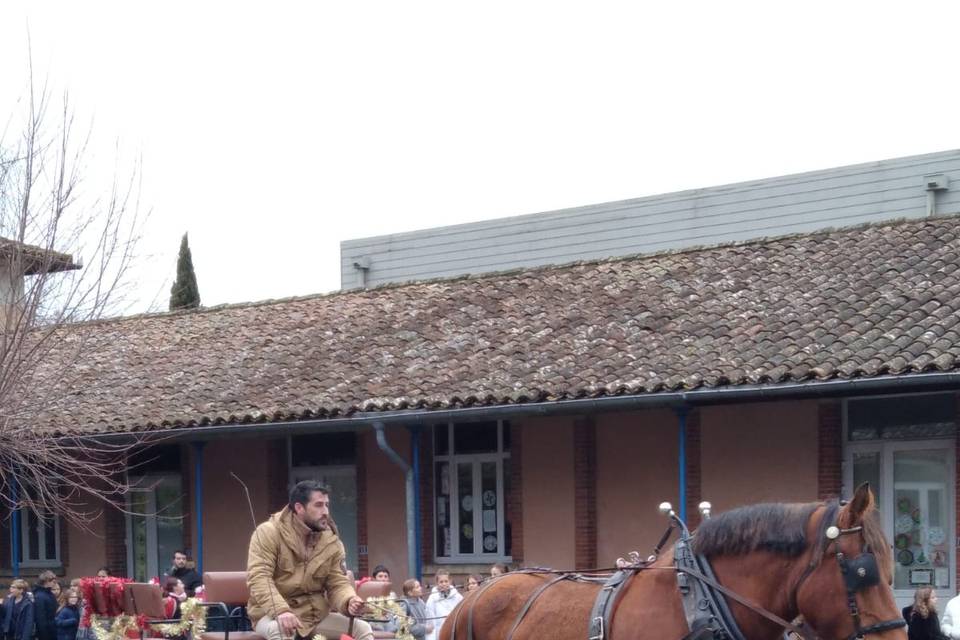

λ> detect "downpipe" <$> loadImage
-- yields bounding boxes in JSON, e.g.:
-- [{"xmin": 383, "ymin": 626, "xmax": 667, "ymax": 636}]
[{"xmin": 373, "ymin": 421, "xmax": 417, "ymax": 580}]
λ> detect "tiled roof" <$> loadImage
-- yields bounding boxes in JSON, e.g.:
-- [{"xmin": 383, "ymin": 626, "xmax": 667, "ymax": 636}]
[{"xmin": 28, "ymin": 215, "xmax": 960, "ymax": 434}]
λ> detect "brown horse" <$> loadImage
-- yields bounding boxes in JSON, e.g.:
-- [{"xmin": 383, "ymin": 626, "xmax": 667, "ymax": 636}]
[{"xmin": 440, "ymin": 484, "xmax": 905, "ymax": 640}]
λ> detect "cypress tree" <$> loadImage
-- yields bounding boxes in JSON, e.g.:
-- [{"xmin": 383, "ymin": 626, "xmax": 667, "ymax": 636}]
[{"xmin": 169, "ymin": 233, "xmax": 201, "ymax": 310}]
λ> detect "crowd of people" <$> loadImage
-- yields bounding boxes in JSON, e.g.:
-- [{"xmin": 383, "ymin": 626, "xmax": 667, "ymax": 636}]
[
  {"xmin": 0, "ymin": 553, "xmax": 202, "ymax": 640},
  {"xmin": 357, "ymin": 562, "xmax": 511, "ymax": 640}
]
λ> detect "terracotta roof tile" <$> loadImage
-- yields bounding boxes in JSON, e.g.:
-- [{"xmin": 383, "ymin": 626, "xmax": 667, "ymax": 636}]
[{"xmin": 23, "ymin": 214, "xmax": 960, "ymax": 434}]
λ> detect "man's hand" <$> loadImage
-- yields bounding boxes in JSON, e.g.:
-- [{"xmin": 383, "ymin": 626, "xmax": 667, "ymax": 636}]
[
  {"xmin": 346, "ymin": 596, "xmax": 365, "ymax": 616},
  {"xmin": 277, "ymin": 611, "xmax": 301, "ymax": 636}
]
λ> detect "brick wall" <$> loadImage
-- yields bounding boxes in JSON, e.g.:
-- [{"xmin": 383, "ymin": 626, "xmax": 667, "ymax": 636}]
[
  {"xmin": 0, "ymin": 506, "xmax": 9, "ymax": 570},
  {"xmin": 509, "ymin": 422, "xmax": 523, "ymax": 564},
  {"xmin": 817, "ymin": 402, "xmax": 843, "ymax": 500},
  {"xmin": 104, "ymin": 505, "xmax": 127, "ymax": 576},
  {"xmin": 684, "ymin": 409, "xmax": 702, "ymax": 530},
  {"xmin": 955, "ymin": 394, "xmax": 960, "ymax": 592},
  {"xmin": 266, "ymin": 438, "xmax": 289, "ymax": 515},
  {"xmin": 357, "ymin": 432, "xmax": 368, "ymax": 577},
  {"xmin": 573, "ymin": 417, "xmax": 596, "ymax": 570},
  {"xmin": 181, "ymin": 444, "xmax": 193, "ymax": 557},
  {"xmin": 419, "ymin": 428, "xmax": 434, "ymax": 564}
]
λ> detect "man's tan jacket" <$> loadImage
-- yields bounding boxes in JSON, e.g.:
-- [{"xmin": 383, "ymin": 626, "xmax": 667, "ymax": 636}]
[{"xmin": 247, "ymin": 507, "xmax": 357, "ymax": 635}]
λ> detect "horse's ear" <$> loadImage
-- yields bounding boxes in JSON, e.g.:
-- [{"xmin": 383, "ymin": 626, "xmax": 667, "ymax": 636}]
[{"xmin": 845, "ymin": 482, "xmax": 875, "ymax": 525}]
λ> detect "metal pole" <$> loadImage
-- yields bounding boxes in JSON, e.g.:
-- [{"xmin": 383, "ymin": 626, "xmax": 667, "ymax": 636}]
[{"xmin": 193, "ymin": 441, "xmax": 206, "ymax": 576}]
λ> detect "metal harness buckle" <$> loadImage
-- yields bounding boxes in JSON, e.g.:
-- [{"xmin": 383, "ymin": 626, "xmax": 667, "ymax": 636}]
[{"xmin": 589, "ymin": 616, "xmax": 604, "ymax": 640}]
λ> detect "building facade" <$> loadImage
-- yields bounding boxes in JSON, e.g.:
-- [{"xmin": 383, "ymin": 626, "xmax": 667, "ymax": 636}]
[{"xmin": 1, "ymin": 212, "xmax": 957, "ymax": 613}]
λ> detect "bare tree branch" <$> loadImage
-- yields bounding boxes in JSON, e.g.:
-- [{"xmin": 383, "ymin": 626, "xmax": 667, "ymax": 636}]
[{"xmin": 0, "ymin": 63, "xmax": 155, "ymax": 529}]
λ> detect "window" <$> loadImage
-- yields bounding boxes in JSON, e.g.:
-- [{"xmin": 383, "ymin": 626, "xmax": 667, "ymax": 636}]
[
  {"xmin": 434, "ymin": 421, "xmax": 511, "ymax": 562},
  {"xmin": 20, "ymin": 508, "xmax": 60, "ymax": 567},
  {"xmin": 845, "ymin": 394, "xmax": 956, "ymax": 600}
]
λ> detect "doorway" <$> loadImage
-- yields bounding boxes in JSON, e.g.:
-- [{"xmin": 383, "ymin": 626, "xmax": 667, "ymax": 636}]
[{"xmin": 126, "ymin": 475, "xmax": 185, "ymax": 582}]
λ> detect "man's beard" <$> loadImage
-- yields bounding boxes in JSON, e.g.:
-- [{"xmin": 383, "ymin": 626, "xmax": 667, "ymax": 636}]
[{"xmin": 305, "ymin": 516, "xmax": 328, "ymax": 532}]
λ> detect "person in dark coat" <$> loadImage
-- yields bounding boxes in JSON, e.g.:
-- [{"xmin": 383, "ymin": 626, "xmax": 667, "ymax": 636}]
[
  {"xmin": 903, "ymin": 586, "xmax": 947, "ymax": 640},
  {"xmin": 3, "ymin": 579, "xmax": 35, "ymax": 640},
  {"xmin": 32, "ymin": 571, "xmax": 58, "ymax": 640},
  {"xmin": 164, "ymin": 551, "xmax": 202, "ymax": 597},
  {"xmin": 54, "ymin": 590, "xmax": 79, "ymax": 640}
]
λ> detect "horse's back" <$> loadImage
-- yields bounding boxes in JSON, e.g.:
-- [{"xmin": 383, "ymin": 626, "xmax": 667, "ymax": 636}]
[{"xmin": 440, "ymin": 573, "xmax": 600, "ymax": 640}]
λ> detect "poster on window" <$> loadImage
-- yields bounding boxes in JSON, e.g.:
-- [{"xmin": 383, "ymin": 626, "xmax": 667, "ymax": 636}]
[
  {"xmin": 482, "ymin": 509, "xmax": 496, "ymax": 532},
  {"xmin": 440, "ymin": 464, "xmax": 450, "ymax": 495}
]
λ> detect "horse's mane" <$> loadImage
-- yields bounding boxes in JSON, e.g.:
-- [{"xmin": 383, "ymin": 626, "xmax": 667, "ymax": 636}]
[
  {"xmin": 692, "ymin": 498, "xmax": 891, "ymax": 568},
  {"xmin": 691, "ymin": 501, "xmax": 824, "ymax": 558}
]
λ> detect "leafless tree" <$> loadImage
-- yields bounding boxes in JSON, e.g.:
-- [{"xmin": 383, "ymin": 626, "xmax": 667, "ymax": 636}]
[{"xmin": 0, "ymin": 66, "xmax": 155, "ymax": 527}]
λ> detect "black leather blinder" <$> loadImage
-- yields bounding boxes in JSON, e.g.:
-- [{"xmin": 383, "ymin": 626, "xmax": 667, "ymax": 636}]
[{"xmin": 840, "ymin": 551, "xmax": 881, "ymax": 592}]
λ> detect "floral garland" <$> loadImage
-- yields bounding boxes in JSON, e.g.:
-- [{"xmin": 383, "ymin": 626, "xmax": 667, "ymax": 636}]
[
  {"xmin": 89, "ymin": 614, "xmax": 144, "ymax": 640},
  {"xmin": 364, "ymin": 596, "xmax": 413, "ymax": 640},
  {"xmin": 149, "ymin": 598, "xmax": 208, "ymax": 638}
]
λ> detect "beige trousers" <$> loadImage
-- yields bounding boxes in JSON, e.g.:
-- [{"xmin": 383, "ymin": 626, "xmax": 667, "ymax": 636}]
[{"xmin": 255, "ymin": 613, "xmax": 374, "ymax": 640}]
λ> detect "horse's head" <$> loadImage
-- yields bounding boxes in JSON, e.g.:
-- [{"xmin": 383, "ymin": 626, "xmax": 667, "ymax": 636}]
[{"xmin": 794, "ymin": 483, "xmax": 906, "ymax": 640}]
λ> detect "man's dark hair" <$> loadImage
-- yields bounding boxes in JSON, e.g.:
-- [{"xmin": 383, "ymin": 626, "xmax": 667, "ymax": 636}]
[
  {"xmin": 288, "ymin": 479, "xmax": 331, "ymax": 509},
  {"xmin": 372, "ymin": 564, "xmax": 390, "ymax": 577},
  {"xmin": 173, "ymin": 550, "xmax": 186, "ymax": 557}
]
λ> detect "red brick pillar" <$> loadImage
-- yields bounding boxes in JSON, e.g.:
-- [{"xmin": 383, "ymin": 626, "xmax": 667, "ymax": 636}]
[
  {"xmin": 104, "ymin": 505, "xmax": 127, "ymax": 576},
  {"xmin": 419, "ymin": 428, "xmax": 434, "ymax": 566},
  {"xmin": 266, "ymin": 438, "xmax": 289, "ymax": 514},
  {"xmin": 573, "ymin": 417, "xmax": 597, "ymax": 570},
  {"xmin": 180, "ymin": 444, "xmax": 193, "ymax": 557},
  {"xmin": 357, "ymin": 432, "xmax": 369, "ymax": 577},
  {"xmin": 954, "ymin": 394, "xmax": 960, "ymax": 591},
  {"xmin": 818, "ymin": 402, "xmax": 843, "ymax": 500},
  {"xmin": 685, "ymin": 409, "xmax": 702, "ymax": 530},
  {"xmin": 509, "ymin": 422, "xmax": 523, "ymax": 564}
]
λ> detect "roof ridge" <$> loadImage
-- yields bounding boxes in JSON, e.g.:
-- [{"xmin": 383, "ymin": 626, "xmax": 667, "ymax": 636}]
[{"xmin": 80, "ymin": 211, "xmax": 960, "ymax": 328}]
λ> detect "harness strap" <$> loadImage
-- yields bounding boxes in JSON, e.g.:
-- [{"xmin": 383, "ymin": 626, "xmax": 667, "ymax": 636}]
[
  {"xmin": 846, "ymin": 619, "xmax": 909, "ymax": 640},
  {"xmin": 457, "ymin": 573, "xmax": 506, "ymax": 640},
  {"xmin": 505, "ymin": 575, "xmax": 571, "ymax": 640},
  {"xmin": 586, "ymin": 571, "xmax": 633, "ymax": 640},
  {"xmin": 670, "ymin": 565, "xmax": 818, "ymax": 640}
]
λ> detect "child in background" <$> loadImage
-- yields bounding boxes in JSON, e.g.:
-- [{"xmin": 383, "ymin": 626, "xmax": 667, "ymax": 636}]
[
  {"xmin": 466, "ymin": 575, "xmax": 482, "ymax": 592},
  {"xmin": 389, "ymin": 579, "xmax": 432, "ymax": 640},
  {"xmin": 55, "ymin": 589, "xmax": 80, "ymax": 640},
  {"xmin": 425, "ymin": 570, "xmax": 462, "ymax": 640}
]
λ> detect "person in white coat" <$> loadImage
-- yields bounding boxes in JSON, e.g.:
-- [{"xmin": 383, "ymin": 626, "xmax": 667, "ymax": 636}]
[
  {"xmin": 941, "ymin": 592, "xmax": 960, "ymax": 639},
  {"xmin": 425, "ymin": 570, "xmax": 462, "ymax": 640}
]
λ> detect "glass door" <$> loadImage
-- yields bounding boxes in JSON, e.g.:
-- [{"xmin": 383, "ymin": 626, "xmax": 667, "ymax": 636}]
[
  {"xmin": 848, "ymin": 441, "xmax": 954, "ymax": 608},
  {"xmin": 126, "ymin": 475, "xmax": 184, "ymax": 582},
  {"xmin": 290, "ymin": 466, "xmax": 358, "ymax": 574}
]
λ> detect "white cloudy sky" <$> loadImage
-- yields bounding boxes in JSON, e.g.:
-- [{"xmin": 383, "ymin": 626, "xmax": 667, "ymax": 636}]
[{"xmin": 2, "ymin": 2, "xmax": 959, "ymax": 313}]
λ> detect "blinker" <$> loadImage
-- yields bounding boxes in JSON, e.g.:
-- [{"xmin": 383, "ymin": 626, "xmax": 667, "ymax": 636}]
[{"xmin": 842, "ymin": 552, "xmax": 881, "ymax": 592}]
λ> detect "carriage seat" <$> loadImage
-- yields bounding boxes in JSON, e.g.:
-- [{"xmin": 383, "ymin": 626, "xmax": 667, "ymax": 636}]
[
  {"xmin": 123, "ymin": 582, "xmax": 168, "ymax": 619},
  {"xmin": 355, "ymin": 581, "xmax": 398, "ymax": 640},
  {"xmin": 201, "ymin": 572, "xmax": 265, "ymax": 640}
]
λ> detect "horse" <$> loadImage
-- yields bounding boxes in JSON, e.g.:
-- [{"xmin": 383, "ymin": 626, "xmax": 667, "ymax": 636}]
[{"xmin": 440, "ymin": 483, "xmax": 906, "ymax": 640}]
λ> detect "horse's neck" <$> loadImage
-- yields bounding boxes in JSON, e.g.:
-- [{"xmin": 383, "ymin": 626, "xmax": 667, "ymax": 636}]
[{"xmin": 709, "ymin": 552, "xmax": 799, "ymax": 640}]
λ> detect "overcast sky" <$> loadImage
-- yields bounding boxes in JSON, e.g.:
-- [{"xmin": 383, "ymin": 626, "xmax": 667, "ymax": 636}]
[{"xmin": 2, "ymin": 2, "xmax": 959, "ymax": 313}]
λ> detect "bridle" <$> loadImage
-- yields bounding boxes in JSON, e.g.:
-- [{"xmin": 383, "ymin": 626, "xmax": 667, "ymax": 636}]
[{"xmin": 793, "ymin": 521, "xmax": 906, "ymax": 640}]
